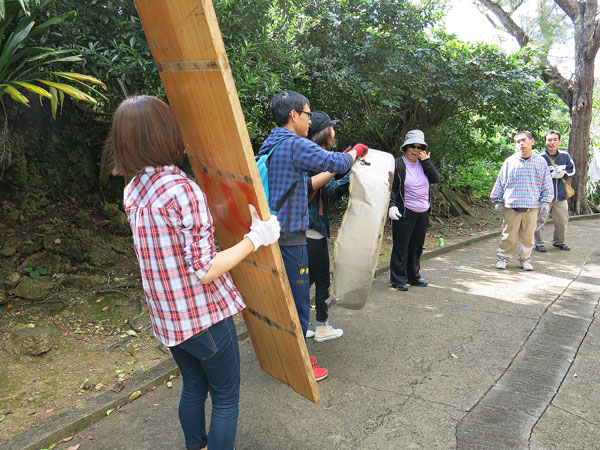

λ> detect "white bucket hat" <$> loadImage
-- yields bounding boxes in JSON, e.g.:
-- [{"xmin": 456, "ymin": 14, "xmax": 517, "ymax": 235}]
[{"xmin": 401, "ymin": 129, "xmax": 427, "ymax": 150}]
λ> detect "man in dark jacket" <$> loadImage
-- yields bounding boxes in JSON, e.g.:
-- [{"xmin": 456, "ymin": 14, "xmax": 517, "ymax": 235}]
[{"xmin": 534, "ymin": 130, "xmax": 576, "ymax": 252}]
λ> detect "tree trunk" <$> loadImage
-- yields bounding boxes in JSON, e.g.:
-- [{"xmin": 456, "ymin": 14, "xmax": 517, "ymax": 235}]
[
  {"xmin": 568, "ymin": 75, "xmax": 593, "ymax": 215},
  {"xmin": 566, "ymin": 1, "xmax": 598, "ymax": 215}
]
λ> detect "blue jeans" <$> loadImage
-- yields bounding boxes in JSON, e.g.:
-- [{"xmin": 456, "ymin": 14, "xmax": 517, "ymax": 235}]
[
  {"xmin": 280, "ymin": 244, "xmax": 310, "ymax": 336},
  {"xmin": 169, "ymin": 316, "xmax": 240, "ymax": 450}
]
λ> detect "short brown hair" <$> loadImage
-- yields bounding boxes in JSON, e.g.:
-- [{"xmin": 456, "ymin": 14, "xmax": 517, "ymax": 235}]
[
  {"xmin": 110, "ymin": 95, "xmax": 184, "ymax": 176},
  {"xmin": 545, "ymin": 130, "xmax": 561, "ymax": 141},
  {"xmin": 310, "ymin": 126, "xmax": 337, "ymax": 149}
]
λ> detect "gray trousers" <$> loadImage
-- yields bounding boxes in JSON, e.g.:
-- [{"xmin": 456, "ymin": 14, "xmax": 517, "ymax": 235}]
[{"xmin": 534, "ymin": 200, "xmax": 569, "ymax": 246}]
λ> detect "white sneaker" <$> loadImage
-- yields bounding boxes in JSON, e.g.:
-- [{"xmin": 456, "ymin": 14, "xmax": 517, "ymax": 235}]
[
  {"xmin": 314, "ymin": 322, "xmax": 343, "ymax": 342},
  {"xmin": 495, "ymin": 259, "xmax": 507, "ymax": 269},
  {"xmin": 305, "ymin": 329, "xmax": 315, "ymax": 338},
  {"xmin": 520, "ymin": 260, "xmax": 533, "ymax": 271}
]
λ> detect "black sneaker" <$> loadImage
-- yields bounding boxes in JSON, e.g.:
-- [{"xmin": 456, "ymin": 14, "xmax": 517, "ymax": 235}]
[
  {"xmin": 535, "ymin": 244, "xmax": 547, "ymax": 252},
  {"xmin": 553, "ymin": 243, "xmax": 571, "ymax": 251},
  {"xmin": 408, "ymin": 279, "xmax": 428, "ymax": 287},
  {"xmin": 391, "ymin": 283, "xmax": 408, "ymax": 291}
]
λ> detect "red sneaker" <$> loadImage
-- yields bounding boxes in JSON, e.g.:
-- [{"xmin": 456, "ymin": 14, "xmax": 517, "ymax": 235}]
[
  {"xmin": 312, "ymin": 363, "xmax": 328, "ymax": 381},
  {"xmin": 309, "ymin": 355, "xmax": 318, "ymax": 366}
]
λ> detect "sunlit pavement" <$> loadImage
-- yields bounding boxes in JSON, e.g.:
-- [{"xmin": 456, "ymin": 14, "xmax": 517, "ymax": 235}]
[{"xmin": 7, "ymin": 218, "xmax": 600, "ymax": 450}]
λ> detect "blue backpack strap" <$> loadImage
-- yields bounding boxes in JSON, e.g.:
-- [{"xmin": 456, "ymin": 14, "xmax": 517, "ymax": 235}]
[
  {"xmin": 271, "ymin": 136, "xmax": 302, "ymax": 214},
  {"xmin": 256, "ymin": 136, "xmax": 301, "ymax": 214}
]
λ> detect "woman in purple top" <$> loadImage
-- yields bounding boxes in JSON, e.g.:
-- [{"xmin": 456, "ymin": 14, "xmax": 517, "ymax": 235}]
[{"xmin": 388, "ymin": 130, "xmax": 441, "ymax": 291}]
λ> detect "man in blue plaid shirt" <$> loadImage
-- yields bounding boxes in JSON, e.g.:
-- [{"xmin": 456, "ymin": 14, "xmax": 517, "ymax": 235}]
[
  {"xmin": 491, "ymin": 130, "xmax": 553, "ymax": 271},
  {"xmin": 258, "ymin": 90, "xmax": 368, "ymax": 380}
]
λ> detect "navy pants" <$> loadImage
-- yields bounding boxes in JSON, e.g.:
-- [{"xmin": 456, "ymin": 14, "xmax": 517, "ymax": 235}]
[
  {"xmin": 390, "ymin": 208, "xmax": 430, "ymax": 285},
  {"xmin": 280, "ymin": 244, "xmax": 310, "ymax": 336},
  {"xmin": 169, "ymin": 316, "xmax": 240, "ymax": 450}
]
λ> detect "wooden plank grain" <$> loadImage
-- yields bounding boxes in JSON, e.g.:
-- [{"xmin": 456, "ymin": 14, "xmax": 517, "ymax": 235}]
[{"xmin": 134, "ymin": 0, "xmax": 319, "ymax": 402}]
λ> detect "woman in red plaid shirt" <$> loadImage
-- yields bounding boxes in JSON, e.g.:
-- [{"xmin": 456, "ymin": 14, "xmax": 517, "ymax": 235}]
[{"xmin": 109, "ymin": 95, "xmax": 280, "ymax": 450}]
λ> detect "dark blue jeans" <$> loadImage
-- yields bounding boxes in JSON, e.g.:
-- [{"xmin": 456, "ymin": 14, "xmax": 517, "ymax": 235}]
[
  {"xmin": 280, "ymin": 244, "xmax": 310, "ymax": 336},
  {"xmin": 169, "ymin": 316, "xmax": 240, "ymax": 450}
]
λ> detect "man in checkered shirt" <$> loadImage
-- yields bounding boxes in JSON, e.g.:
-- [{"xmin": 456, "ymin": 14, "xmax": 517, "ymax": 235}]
[
  {"xmin": 491, "ymin": 130, "xmax": 553, "ymax": 271},
  {"xmin": 257, "ymin": 90, "xmax": 368, "ymax": 380}
]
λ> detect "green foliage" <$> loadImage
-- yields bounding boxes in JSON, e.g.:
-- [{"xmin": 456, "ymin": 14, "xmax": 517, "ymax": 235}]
[
  {"xmin": 24, "ymin": 265, "xmax": 47, "ymax": 278},
  {"xmin": 215, "ymin": 0, "xmax": 308, "ymax": 144},
  {"xmin": 0, "ymin": 0, "xmax": 105, "ymax": 117},
  {"xmin": 278, "ymin": 0, "xmax": 557, "ymax": 161},
  {"xmin": 42, "ymin": 0, "xmax": 159, "ymax": 111},
  {"xmin": 444, "ymin": 159, "xmax": 502, "ymax": 197},
  {"xmin": 0, "ymin": 0, "xmax": 566, "ymax": 207},
  {"xmin": 0, "ymin": 0, "xmax": 41, "ymax": 19}
]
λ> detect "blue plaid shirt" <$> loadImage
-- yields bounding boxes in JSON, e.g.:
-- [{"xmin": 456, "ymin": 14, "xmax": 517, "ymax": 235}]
[
  {"xmin": 258, "ymin": 128, "xmax": 353, "ymax": 233},
  {"xmin": 490, "ymin": 152, "xmax": 553, "ymax": 208},
  {"xmin": 308, "ymin": 172, "xmax": 350, "ymax": 238}
]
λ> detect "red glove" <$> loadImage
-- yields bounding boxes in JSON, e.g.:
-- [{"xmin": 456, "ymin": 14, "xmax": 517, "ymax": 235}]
[{"xmin": 352, "ymin": 143, "xmax": 369, "ymax": 158}]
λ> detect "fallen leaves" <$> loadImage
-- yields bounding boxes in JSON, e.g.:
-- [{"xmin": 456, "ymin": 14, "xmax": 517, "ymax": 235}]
[{"xmin": 129, "ymin": 390, "xmax": 142, "ymax": 402}]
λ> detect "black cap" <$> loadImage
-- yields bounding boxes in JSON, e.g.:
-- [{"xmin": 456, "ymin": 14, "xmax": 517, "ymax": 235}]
[{"xmin": 308, "ymin": 111, "xmax": 340, "ymax": 139}]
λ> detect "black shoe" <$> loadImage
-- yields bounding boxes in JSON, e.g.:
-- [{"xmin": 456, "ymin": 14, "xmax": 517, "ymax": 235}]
[
  {"xmin": 534, "ymin": 244, "xmax": 547, "ymax": 252},
  {"xmin": 391, "ymin": 283, "xmax": 408, "ymax": 291},
  {"xmin": 553, "ymin": 243, "xmax": 571, "ymax": 251},
  {"xmin": 408, "ymin": 279, "xmax": 428, "ymax": 287}
]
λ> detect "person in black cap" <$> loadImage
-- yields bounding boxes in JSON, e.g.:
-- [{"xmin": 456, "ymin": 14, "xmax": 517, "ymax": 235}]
[
  {"xmin": 388, "ymin": 129, "xmax": 440, "ymax": 291},
  {"xmin": 305, "ymin": 111, "xmax": 366, "ymax": 342}
]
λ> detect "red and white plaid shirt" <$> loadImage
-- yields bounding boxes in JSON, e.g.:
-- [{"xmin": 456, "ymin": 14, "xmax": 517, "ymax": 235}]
[{"xmin": 124, "ymin": 165, "xmax": 245, "ymax": 347}]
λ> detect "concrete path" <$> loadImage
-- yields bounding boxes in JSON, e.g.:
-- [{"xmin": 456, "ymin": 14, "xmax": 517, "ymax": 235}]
[{"xmin": 8, "ymin": 218, "xmax": 600, "ymax": 450}]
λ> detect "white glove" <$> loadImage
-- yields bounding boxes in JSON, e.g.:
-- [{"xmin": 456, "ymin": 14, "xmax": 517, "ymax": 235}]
[
  {"xmin": 244, "ymin": 204, "xmax": 280, "ymax": 251},
  {"xmin": 388, "ymin": 206, "xmax": 402, "ymax": 220},
  {"xmin": 494, "ymin": 202, "xmax": 504, "ymax": 211},
  {"xmin": 551, "ymin": 167, "xmax": 565, "ymax": 178},
  {"xmin": 540, "ymin": 202, "xmax": 550, "ymax": 215}
]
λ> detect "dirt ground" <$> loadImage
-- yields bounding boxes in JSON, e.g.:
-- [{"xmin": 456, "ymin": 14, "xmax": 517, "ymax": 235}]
[{"xmin": 0, "ymin": 200, "xmax": 502, "ymax": 444}]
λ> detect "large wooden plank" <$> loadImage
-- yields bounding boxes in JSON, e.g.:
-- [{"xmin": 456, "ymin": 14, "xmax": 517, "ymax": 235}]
[{"xmin": 134, "ymin": 0, "xmax": 319, "ymax": 403}]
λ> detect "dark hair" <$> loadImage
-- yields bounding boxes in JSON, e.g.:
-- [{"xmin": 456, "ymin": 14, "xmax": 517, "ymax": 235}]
[
  {"xmin": 545, "ymin": 130, "xmax": 561, "ymax": 140},
  {"xmin": 270, "ymin": 90, "xmax": 310, "ymax": 126},
  {"xmin": 109, "ymin": 95, "xmax": 184, "ymax": 176},
  {"xmin": 310, "ymin": 126, "xmax": 337, "ymax": 149},
  {"xmin": 514, "ymin": 130, "xmax": 533, "ymax": 140}
]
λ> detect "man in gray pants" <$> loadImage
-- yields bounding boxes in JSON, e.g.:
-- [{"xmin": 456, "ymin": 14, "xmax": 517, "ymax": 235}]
[{"xmin": 534, "ymin": 130, "xmax": 576, "ymax": 252}]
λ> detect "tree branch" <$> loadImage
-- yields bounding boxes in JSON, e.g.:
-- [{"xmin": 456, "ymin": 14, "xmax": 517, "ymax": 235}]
[
  {"xmin": 553, "ymin": 0, "xmax": 580, "ymax": 22},
  {"xmin": 477, "ymin": 0, "xmax": 529, "ymax": 47},
  {"xmin": 476, "ymin": 0, "xmax": 572, "ymax": 106}
]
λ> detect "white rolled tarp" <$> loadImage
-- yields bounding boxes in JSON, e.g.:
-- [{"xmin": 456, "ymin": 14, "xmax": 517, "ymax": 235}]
[
  {"xmin": 588, "ymin": 146, "xmax": 600, "ymax": 192},
  {"xmin": 331, "ymin": 149, "xmax": 395, "ymax": 309}
]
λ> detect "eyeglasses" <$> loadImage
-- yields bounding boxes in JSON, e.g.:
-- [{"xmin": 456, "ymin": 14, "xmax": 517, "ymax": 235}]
[
  {"xmin": 408, "ymin": 145, "xmax": 424, "ymax": 150},
  {"xmin": 298, "ymin": 110, "xmax": 313, "ymax": 118}
]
